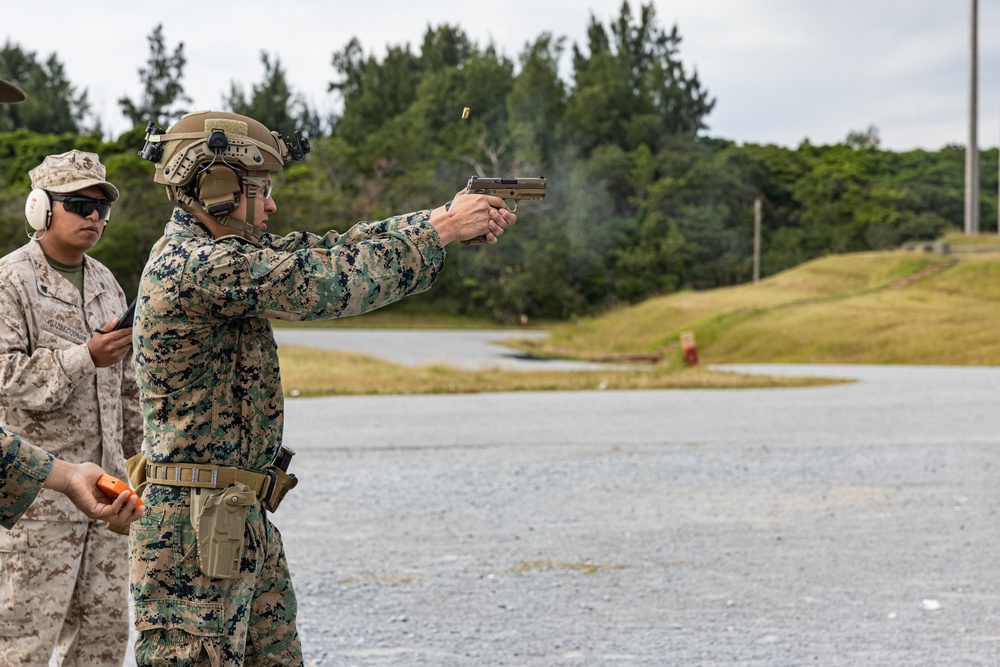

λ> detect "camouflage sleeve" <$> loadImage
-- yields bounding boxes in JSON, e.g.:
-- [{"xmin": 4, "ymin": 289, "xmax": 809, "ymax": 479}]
[
  {"xmin": 199, "ymin": 212, "xmax": 447, "ymax": 322},
  {"xmin": 0, "ymin": 427, "xmax": 53, "ymax": 530},
  {"xmin": 265, "ymin": 213, "xmax": 429, "ymax": 253},
  {"xmin": 120, "ymin": 349, "xmax": 143, "ymax": 459},
  {"xmin": 0, "ymin": 279, "xmax": 95, "ymax": 411}
]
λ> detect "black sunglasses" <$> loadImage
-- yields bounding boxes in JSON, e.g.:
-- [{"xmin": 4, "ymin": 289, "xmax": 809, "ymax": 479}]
[{"xmin": 50, "ymin": 194, "xmax": 111, "ymax": 221}]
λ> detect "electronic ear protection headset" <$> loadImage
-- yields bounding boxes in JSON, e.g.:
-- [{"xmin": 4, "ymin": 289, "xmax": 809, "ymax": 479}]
[
  {"xmin": 184, "ymin": 129, "xmax": 242, "ymax": 216},
  {"xmin": 192, "ymin": 164, "xmax": 243, "ymax": 216},
  {"xmin": 25, "ymin": 189, "xmax": 113, "ymax": 233},
  {"xmin": 24, "ymin": 189, "xmax": 52, "ymax": 231}
]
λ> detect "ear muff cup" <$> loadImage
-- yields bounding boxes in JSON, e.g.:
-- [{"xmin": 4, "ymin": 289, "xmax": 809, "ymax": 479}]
[
  {"xmin": 196, "ymin": 165, "xmax": 243, "ymax": 216},
  {"xmin": 25, "ymin": 189, "xmax": 52, "ymax": 231}
]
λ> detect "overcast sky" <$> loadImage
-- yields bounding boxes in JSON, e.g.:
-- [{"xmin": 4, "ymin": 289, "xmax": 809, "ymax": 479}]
[{"xmin": 4, "ymin": 0, "xmax": 1000, "ymax": 151}]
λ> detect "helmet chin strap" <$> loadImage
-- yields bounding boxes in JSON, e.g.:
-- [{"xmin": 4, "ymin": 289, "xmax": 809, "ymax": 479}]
[
  {"xmin": 243, "ymin": 184, "xmax": 257, "ymax": 235},
  {"xmin": 216, "ymin": 214, "xmax": 260, "ymax": 242},
  {"xmin": 216, "ymin": 181, "xmax": 259, "ymax": 242},
  {"xmin": 172, "ymin": 185, "xmax": 261, "ymax": 242}
]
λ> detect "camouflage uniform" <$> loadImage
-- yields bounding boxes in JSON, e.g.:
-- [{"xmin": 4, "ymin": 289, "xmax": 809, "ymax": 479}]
[
  {"xmin": 0, "ymin": 238, "xmax": 143, "ymax": 665},
  {"xmin": 0, "ymin": 427, "xmax": 53, "ymax": 530},
  {"xmin": 131, "ymin": 206, "xmax": 445, "ymax": 666}
]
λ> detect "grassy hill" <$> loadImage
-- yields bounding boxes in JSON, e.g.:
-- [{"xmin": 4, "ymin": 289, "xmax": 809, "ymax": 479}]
[
  {"xmin": 508, "ymin": 235, "xmax": 1000, "ymax": 367},
  {"xmin": 276, "ymin": 234, "xmax": 1000, "ymax": 396}
]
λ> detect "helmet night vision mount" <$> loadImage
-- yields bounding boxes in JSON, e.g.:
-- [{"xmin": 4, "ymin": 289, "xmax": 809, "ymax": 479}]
[{"xmin": 139, "ymin": 110, "xmax": 310, "ymax": 241}]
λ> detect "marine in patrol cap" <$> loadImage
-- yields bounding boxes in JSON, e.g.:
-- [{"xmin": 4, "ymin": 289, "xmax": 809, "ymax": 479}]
[
  {"xmin": 0, "ymin": 79, "xmax": 26, "ymax": 104},
  {"xmin": 29, "ymin": 150, "xmax": 120, "ymax": 202}
]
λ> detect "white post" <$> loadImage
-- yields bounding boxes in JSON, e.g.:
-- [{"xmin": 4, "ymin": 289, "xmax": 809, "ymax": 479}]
[
  {"xmin": 966, "ymin": 0, "xmax": 980, "ymax": 234},
  {"xmin": 753, "ymin": 197, "xmax": 761, "ymax": 283}
]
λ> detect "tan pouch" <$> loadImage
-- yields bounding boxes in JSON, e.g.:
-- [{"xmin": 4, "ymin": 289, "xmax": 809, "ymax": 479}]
[
  {"xmin": 190, "ymin": 483, "xmax": 255, "ymax": 579},
  {"xmin": 124, "ymin": 452, "xmax": 148, "ymax": 491},
  {"xmin": 262, "ymin": 465, "xmax": 298, "ymax": 513},
  {"xmin": 106, "ymin": 452, "xmax": 150, "ymax": 536}
]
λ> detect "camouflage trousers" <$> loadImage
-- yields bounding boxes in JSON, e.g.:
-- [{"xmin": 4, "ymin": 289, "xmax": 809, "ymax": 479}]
[
  {"xmin": 129, "ymin": 495, "xmax": 302, "ymax": 666},
  {"xmin": 0, "ymin": 518, "xmax": 130, "ymax": 667}
]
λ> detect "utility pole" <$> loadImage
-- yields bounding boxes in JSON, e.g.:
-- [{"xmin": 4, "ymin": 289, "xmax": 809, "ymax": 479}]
[
  {"xmin": 965, "ymin": 0, "xmax": 979, "ymax": 234},
  {"xmin": 753, "ymin": 197, "xmax": 762, "ymax": 283}
]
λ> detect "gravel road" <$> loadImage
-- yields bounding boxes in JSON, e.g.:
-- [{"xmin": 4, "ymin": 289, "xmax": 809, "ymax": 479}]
[
  {"xmin": 123, "ymin": 332, "xmax": 1000, "ymax": 666},
  {"xmin": 274, "ymin": 363, "xmax": 1000, "ymax": 666}
]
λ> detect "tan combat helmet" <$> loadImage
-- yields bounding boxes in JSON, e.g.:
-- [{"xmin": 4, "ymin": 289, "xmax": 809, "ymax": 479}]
[{"xmin": 138, "ymin": 110, "xmax": 309, "ymax": 241}]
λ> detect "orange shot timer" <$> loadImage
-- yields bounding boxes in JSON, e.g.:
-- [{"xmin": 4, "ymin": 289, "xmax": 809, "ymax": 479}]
[{"xmin": 96, "ymin": 474, "xmax": 144, "ymax": 509}]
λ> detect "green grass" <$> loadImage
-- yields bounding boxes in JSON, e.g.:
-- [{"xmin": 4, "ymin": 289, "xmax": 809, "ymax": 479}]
[
  {"xmin": 277, "ymin": 346, "xmax": 840, "ymax": 396},
  {"xmin": 506, "ymin": 248, "xmax": 1000, "ymax": 366},
  {"xmin": 938, "ymin": 231, "xmax": 1000, "ymax": 249}
]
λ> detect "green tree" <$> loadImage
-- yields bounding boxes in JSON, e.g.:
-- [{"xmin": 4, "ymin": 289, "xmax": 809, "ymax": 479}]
[
  {"xmin": 611, "ymin": 138, "xmax": 755, "ymax": 300},
  {"xmin": 418, "ymin": 24, "xmax": 473, "ymax": 73},
  {"xmin": 119, "ymin": 24, "xmax": 192, "ymax": 128},
  {"xmin": 226, "ymin": 52, "xmax": 322, "ymax": 138},
  {"xmin": 564, "ymin": 1, "xmax": 714, "ymax": 155},
  {"xmin": 0, "ymin": 42, "xmax": 91, "ymax": 133},
  {"xmin": 329, "ymin": 25, "xmax": 477, "ymax": 151},
  {"xmin": 507, "ymin": 33, "xmax": 567, "ymax": 172},
  {"xmin": 845, "ymin": 124, "xmax": 881, "ymax": 150},
  {"xmin": 330, "ymin": 38, "xmax": 422, "ymax": 148}
]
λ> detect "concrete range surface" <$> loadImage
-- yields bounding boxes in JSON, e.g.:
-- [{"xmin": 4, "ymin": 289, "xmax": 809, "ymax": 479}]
[
  {"xmin": 123, "ymin": 333, "xmax": 1000, "ymax": 666},
  {"xmin": 278, "ymin": 362, "xmax": 1000, "ymax": 666}
]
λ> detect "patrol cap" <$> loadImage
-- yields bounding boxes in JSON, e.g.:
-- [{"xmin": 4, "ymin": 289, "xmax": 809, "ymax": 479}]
[
  {"xmin": 29, "ymin": 150, "xmax": 120, "ymax": 203},
  {"xmin": 0, "ymin": 79, "xmax": 25, "ymax": 104}
]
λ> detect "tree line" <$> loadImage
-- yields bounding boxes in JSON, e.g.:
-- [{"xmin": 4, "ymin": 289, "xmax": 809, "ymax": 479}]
[{"xmin": 0, "ymin": 2, "xmax": 996, "ymax": 323}]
